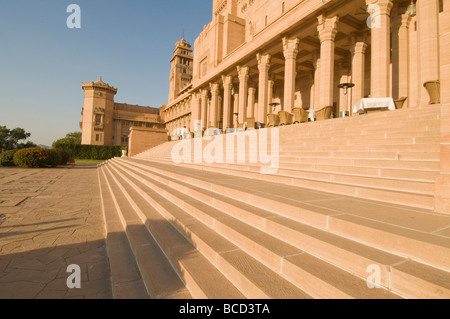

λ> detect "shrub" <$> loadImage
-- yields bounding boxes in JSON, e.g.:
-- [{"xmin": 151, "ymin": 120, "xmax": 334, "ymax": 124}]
[
  {"xmin": 0, "ymin": 149, "xmax": 18, "ymax": 166},
  {"xmin": 54, "ymin": 149, "xmax": 71, "ymax": 165},
  {"xmin": 54, "ymin": 143, "xmax": 122, "ymax": 160},
  {"xmin": 13, "ymin": 147, "xmax": 62, "ymax": 168},
  {"xmin": 46, "ymin": 149, "xmax": 62, "ymax": 167}
]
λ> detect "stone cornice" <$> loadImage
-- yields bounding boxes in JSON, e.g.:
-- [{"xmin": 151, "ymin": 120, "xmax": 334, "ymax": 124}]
[{"xmin": 81, "ymin": 77, "xmax": 118, "ymax": 94}]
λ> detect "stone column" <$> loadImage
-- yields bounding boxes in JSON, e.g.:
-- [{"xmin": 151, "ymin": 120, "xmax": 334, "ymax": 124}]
[
  {"xmin": 218, "ymin": 96, "xmax": 223, "ymax": 126},
  {"xmin": 317, "ymin": 15, "xmax": 339, "ymax": 108},
  {"xmin": 312, "ymin": 50, "xmax": 321, "ymax": 110},
  {"xmin": 350, "ymin": 32, "xmax": 368, "ymax": 109},
  {"xmin": 268, "ymin": 79, "xmax": 274, "ymax": 114},
  {"xmin": 417, "ymin": 0, "xmax": 440, "ymax": 105},
  {"xmin": 222, "ymin": 75, "xmax": 233, "ymax": 132},
  {"xmin": 282, "ymin": 37, "xmax": 300, "ymax": 113},
  {"xmin": 233, "ymin": 92, "xmax": 239, "ymax": 128},
  {"xmin": 191, "ymin": 92, "xmax": 201, "ymax": 132},
  {"xmin": 247, "ymin": 87, "xmax": 256, "ymax": 119},
  {"xmin": 210, "ymin": 83, "xmax": 220, "ymax": 128},
  {"xmin": 366, "ymin": 0, "xmax": 394, "ymax": 98},
  {"xmin": 257, "ymin": 53, "xmax": 271, "ymax": 125},
  {"xmin": 237, "ymin": 65, "xmax": 249, "ymax": 125},
  {"xmin": 392, "ymin": 8, "xmax": 411, "ymax": 104},
  {"xmin": 201, "ymin": 89, "xmax": 209, "ymax": 130}
]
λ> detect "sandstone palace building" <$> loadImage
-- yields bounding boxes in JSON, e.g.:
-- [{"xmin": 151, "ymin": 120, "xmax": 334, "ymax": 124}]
[
  {"xmin": 163, "ymin": 0, "xmax": 448, "ymax": 135},
  {"xmin": 80, "ymin": 77, "xmax": 165, "ymax": 148},
  {"xmin": 94, "ymin": 0, "xmax": 450, "ymax": 299}
]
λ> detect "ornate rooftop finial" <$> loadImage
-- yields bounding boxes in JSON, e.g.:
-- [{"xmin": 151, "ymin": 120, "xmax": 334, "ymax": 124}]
[{"xmin": 82, "ymin": 76, "xmax": 118, "ymax": 94}]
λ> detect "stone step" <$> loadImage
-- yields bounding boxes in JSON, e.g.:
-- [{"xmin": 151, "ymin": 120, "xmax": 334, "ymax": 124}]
[
  {"xmin": 199, "ymin": 161, "xmax": 438, "ymax": 182},
  {"xmin": 109, "ymin": 158, "xmax": 450, "ymax": 298},
  {"xmin": 282, "ymin": 126, "xmax": 439, "ymax": 138},
  {"xmin": 104, "ymin": 163, "xmax": 312, "ymax": 299},
  {"xmin": 281, "ymin": 150, "xmax": 440, "ymax": 161},
  {"xmin": 97, "ymin": 169, "xmax": 150, "ymax": 299},
  {"xmin": 205, "ymin": 162, "xmax": 437, "ymax": 188},
  {"xmin": 136, "ymin": 136, "xmax": 441, "ymax": 161},
  {"xmin": 150, "ymin": 157, "xmax": 435, "ymax": 194},
  {"xmin": 294, "ymin": 136, "xmax": 440, "ymax": 146},
  {"xmin": 138, "ymin": 156, "xmax": 435, "ymax": 209},
  {"xmin": 101, "ymin": 165, "xmax": 245, "ymax": 299},
  {"xmin": 108, "ymin": 160, "xmax": 402, "ymax": 299},
  {"xmin": 100, "ymin": 166, "xmax": 194, "ymax": 299},
  {"xmin": 283, "ymin": 156, "xmax": 440, "ymax": 170},
  {"xmin": 279, "ymin": 107, "xmax": 440, "ymax": 132},
  {"xmin": 280, "ymin": 143, "xmax": 440, "ymax": 153},
  {"xmin": 281, "ymin": 115, "xmax": 439, "ymax": 129},
  {"xmin": 140, "ymin": 152, "xmax": 440, "ymax": 175},
  {"xmin": 115, "ymin": 158, "xmax": 450, "ymax": 273},
  {"xmin": 280, "ymin": 126, "xmax": 439, "ymax": 141}
]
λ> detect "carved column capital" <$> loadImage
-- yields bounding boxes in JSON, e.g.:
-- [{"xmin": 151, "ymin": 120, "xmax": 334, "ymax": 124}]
[
  {"xmin": 237, "ymin": 65, "xmax": 249, "ymax": 81},
  {"xmin": 365, "ymin": 0, "xmax": 394, "ymax": 15},
  {"xmin": 282, "ymin": 37, "xmax": 300, "ymax": 59},
  {"xmin": 257, "ymin": 53, "xmax": 272, "ymax": 72},
  {"xmin": 317, "ymin": 15, "xmax": 339, "ymax": 43},
  {"xmin": 222, "ymin": 75, "xmax": 233, "ymax": 89},
  {"xmin": 201, "ymin": 88, "xmax": 209, "ymax": 98},
  {"xmin": 392, "ymin": 10, "xmax": 411, "ymax": 29},
  {"xmin": 210, "ymin": 82, "xmax": 220, "ymax": 94}
]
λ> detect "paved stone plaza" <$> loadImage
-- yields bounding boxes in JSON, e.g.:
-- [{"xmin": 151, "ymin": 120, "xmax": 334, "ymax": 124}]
[{"xmin": 0, "ymin": 166, "xmax": 112, "ymax": 299}]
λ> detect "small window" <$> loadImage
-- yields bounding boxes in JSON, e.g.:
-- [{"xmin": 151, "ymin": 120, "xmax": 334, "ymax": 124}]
[
  {"xmin": 439, "ymin": 0, "xmax": 444, "ymax": 12},
  {"xmin": 95, "ymin": 114, "xmax": 102, "ymax": 124},
  {"xmin": 282, "ymin": 2, "xmax": 285, "ymax": 14},
  {"xmin": 96, "ymin": 134, "xmax": 99, "ymax": 142}
]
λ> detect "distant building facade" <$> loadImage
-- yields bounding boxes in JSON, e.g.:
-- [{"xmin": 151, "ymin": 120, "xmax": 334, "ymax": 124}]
[
  {"xmin": 80, "ymin": 77, "xmax": 164, "ymax": 147},
  {"xmin": 162, "ymin": 0, "xmax": 449, "ymax": 136}
]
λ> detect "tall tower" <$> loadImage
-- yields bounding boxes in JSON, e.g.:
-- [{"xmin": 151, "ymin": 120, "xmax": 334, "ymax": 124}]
[
  {"xmin": 80, "ymin": 77, "xmax": 118, "ymax": 145},
  {"xmin": 168, "ymin": 38, "xmax": 193, "ymax": 103}
]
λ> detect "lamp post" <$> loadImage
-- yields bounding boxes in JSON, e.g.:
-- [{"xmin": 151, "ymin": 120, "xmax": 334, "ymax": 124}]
[
  {"xmin": 269, "ymin": 102, "xmax": 280, "ymax": 113},
  {"xmin": 338, "ymin": 83, "xmax": 355, "ymax": 117}
]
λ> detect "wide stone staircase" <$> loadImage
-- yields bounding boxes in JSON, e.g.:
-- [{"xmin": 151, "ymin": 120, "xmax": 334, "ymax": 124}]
[{"xmin": 98, "ymin": 104, "xmax": 450, "ymax": 299}]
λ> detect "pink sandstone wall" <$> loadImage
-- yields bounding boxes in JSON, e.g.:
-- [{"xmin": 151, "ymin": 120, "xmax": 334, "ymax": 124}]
[
  {"xmin": 128, "ymin": 127, "xmax": 169, "ymax": 158},
  {"xmin": 440, "ymin": 5, "xmax": 449, "ymax": 106}
]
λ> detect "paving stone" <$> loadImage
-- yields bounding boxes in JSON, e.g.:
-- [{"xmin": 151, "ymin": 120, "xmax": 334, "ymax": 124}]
[
  {"xmin": 0, "ymin": 166, "xmax": 112, "ymax": 299},
  {"xmin": 0, "ymin": 281, "xmax": 45, "ymax": 299}
]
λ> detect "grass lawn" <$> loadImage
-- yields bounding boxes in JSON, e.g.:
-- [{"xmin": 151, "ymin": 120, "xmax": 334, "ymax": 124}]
[{"xmin": 74, "ymin": 159, "xmax": 105, "ymax": 165}]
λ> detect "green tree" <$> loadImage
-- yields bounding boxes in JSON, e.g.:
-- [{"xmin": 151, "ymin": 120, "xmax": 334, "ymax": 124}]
[
  {"xmin": 0, "ymin": 125, "xmax": 35, "ymax": 151},
  {"xmin": 65, "ymin": 131, "xmax": 82, "ymax": 143},
  {"xmin": 52, "ymin": 131, "xmax": 82, "ymax": 149},
  {"xmin": 0, "ymin": 126, "xmax": 9, "ymax": 150}
]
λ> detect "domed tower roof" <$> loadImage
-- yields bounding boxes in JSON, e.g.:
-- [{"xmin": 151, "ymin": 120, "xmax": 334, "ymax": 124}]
[
  {"xmin": 176, "ymin": 38, "xmax": 191, "ymax": 49},
  {"xmin": 82, "ymin": 76, "xmax": 118, "ymax": 94}
]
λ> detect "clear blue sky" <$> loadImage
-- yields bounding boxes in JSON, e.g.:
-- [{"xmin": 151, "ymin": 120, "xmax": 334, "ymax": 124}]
[{"xmin": 0, "ymin": 0, "xmax": 212, "ymax": 146}]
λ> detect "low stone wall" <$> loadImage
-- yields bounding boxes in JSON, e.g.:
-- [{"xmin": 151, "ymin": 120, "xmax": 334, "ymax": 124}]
[{"xmin": 128, "ymin": 127, "xmax": 168, "ymax": 157}]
